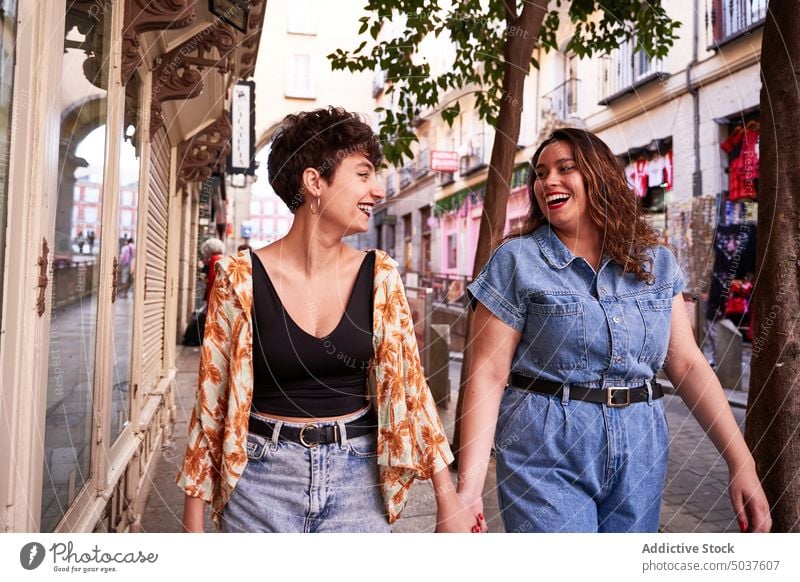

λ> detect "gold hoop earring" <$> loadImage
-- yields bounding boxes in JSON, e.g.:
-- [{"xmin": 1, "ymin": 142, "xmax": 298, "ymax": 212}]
[{"xmin": 309, "ymin": 196, "xmax": 320, "ymax": 215}]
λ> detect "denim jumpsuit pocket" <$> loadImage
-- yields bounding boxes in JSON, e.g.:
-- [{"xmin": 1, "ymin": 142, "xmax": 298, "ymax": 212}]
[
  {"xmin": 526, "ymin": 301, "xmax": 588, "ymax": 369},
  {"xmin": 636, "ymin": 297, "xmax": 673, "ymax": 364},
  {"xmin": 494, "ymin": 387, "xmax": 533, "ymax": 452}
]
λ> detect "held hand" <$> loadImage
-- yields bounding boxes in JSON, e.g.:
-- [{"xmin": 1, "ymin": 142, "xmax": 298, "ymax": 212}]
[
  {"xmin": 460, "ymin": 493, "xmax": 489, "ymax": 533},
  {"xmin": 435, "ymin": 493, "xmax": 483, "ymax": 533},
  {"xmin": 728, "ymin": 463, "xmax": 771, "ymax": 532}
]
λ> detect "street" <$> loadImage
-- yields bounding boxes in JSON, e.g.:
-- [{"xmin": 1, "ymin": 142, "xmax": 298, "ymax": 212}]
[{"xmin": 141, "ymin": 348, "xmax": 743, "ymax": 533}]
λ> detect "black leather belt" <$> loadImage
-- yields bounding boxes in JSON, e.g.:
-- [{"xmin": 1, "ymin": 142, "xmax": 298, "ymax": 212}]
[
  {"xmin": 248, "ymin": 411, "xmax": 377, "ymax": 448},
  {"xmin": 508, "ymin": 373, "xmax": 663, "ymax": 408}
]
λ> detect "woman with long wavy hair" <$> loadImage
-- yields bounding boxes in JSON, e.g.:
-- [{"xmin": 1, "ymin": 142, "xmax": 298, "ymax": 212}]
[{"xmin": 456, "ymin": 128, "xmax": 771, "ymax": 533}]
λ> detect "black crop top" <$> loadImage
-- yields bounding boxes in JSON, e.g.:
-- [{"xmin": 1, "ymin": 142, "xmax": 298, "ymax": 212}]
[{"xmin": 250, "ymin": 251, "xmax": 375, "ymax": 417}]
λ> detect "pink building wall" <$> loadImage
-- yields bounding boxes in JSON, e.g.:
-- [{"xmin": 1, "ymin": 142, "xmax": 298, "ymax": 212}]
[{"xmin": 439, "ymin": 185, "xmax": 529, "ymax": 276}]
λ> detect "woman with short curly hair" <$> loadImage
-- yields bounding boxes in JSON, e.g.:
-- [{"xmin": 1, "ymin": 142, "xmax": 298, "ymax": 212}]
[
  {"xmin": 178, "ymin": 107, "xmax": 476, "ymax": 533},
  {"xmin": 456, "ymin": 128, "xmax": 771, "ymax": 533}
]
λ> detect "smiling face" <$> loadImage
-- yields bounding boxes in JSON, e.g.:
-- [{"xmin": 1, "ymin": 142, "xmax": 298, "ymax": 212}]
[
  {"xmin": 317, "ymin": 153, "xmax": 385, "ymax": 236},
  {"xmin": 532, "ymin": 140, "xmax": 597, "ymax": 238}
]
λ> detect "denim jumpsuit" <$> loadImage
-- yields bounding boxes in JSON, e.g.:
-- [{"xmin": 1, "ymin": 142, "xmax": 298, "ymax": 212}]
[{"xmin": 467, "ymin": 225, "xmax": 685, "ymax": 532}]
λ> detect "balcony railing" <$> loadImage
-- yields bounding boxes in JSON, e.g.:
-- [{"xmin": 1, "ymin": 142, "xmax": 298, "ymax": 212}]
[
  {"xmin": 708, "ymin": 0, "xmax": 767, "ymax": 46},
  {"xmin": 437, "ymin": 171, "xmax": 455, "ymax": 186},
  {"xmin": 599, "ymin": 38, "xmax": 665, "ymax": 104},
  {"xmin": 399, "ymin": 165, "xmax": 413, "ymax": 189},
  {"xmin": 415, "ymin": 148, "xmax": 430, "ymax": 179},
  {"xmin": 459, "ymin": 133, "xmax": 488, "ymax": 177},
  {"xmin": 420, "ymin": 272, "xmax": 472, "ymax": 309},
  {"xmin": 542, "ymin": 78, "xmax": 581, "ymax": 120},
  {"xmin": 706, "ymin": 0, "xmax": 767, "ymax": 46},
  {"xmin": 385, "ymin": 171, "xmax": 397, "ymax": 197}
]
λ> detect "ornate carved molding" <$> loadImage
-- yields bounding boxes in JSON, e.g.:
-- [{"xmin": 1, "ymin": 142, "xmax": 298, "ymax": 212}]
[
  {"xmin": 150, "ymin": 22, "xmax": 238, "ymax": 134},
  {"xmin": 177, "ymin": 116, "xmax": 232, "ymax": 189},
  {"xmin": 121, "ymin": 0, "xmax": 197, "ymax": 86}
]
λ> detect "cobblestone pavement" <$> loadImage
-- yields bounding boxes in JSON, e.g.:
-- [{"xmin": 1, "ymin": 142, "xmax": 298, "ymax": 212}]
[{"xmin": 141, "ymin": 348, "xmax": 744, "ymax": 533}]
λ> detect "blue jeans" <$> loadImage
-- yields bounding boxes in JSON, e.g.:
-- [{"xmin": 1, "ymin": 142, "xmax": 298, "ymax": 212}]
[
  {"xmin": 494, "ymin": 386, "xmax": 670, "ymax": 533},
  {"xmin": 221, "ymin": 407, "xmax": 391, "ymax": 533}
]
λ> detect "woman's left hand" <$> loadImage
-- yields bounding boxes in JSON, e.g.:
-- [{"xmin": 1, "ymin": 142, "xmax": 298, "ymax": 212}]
[{"xmin": 728, "ymin": 463, "xmax": 772, "ymax": 532}]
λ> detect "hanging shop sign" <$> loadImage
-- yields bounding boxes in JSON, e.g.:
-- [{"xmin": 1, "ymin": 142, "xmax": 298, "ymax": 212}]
[
  {"xmin": 209, "ymin": 0, "xmax": 249, "ymax": 33},
  {"xmin": 431, "ymin": 151, "xmax": 459, "ymax": 173},
  {"xmin": 228, "ymin": 80, "xmax": 256, "ymax": 174}
]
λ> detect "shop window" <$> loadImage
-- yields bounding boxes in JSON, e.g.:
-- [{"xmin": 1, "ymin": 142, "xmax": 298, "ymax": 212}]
[
  {"xmin": 447, "ymin": 233, "xmax": 458, "ymax": 269},
  {"xmin": 403, "ymin": 213, "xmax": 412, "ymax": 273},
  {"xmin": 42, "ymin": 3, "xmax": 111, "ymax": 532},
  {"xmin": 623, "ymin": 151, "xmax": 673, "ymax": 214},
  {"xmin": 109, "ymin": 74, "xmax": 142, "ymax": 445},
  {"xmin": 641, "ymin": 186, "xmax": 666, "ymax": 213},
  {"xmin": 420, "ymin": 207, "xmax": 432, "ymax": 275},
  {"xmin": 386, "ymin": 224, "xmax": 395, "ymax": 256},
  {"xmin": 721, "ymin": 117, "xmax": 759, "ymax": 203},
  {"xmin": 0, "ymin": 0, "xmax": 18, "ymax": 349}
]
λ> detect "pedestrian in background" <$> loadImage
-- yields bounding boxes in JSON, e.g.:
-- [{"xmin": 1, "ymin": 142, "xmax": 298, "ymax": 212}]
[
  {"xmin": 118, "ymin": 237, "xmax": 135, "ymax": 298},
  {"xmin": 457, "ymin": 128, "xmax": 771, "ymax": 533},
  {"xmin": 178, "ymin": 107, "xmax": 475, "ymax": 533},
  {"xmin": 199, "ymin": 237, "xmax": 224, "ymax": 305}
]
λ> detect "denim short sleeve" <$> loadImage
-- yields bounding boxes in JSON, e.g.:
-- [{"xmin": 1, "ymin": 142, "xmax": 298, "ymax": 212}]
[
  {"xmin": 467, "ymin": 241, "xmax": 528, "ymax": 332},
  {"xmin": 657, "ymin": 246, "xmax": 686, "ymax": 297}
]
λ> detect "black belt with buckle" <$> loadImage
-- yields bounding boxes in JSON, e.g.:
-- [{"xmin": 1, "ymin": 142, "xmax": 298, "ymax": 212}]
[
  {"xmin": 508, "ymin": 373, "xmax": 663, "ymax": 408},
  {"xmin": 248, "ymin": 409, "xmax": 377, "ymax": 447}
]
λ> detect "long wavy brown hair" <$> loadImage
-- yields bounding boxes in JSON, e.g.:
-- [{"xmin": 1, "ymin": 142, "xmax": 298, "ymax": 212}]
[{"xmin": 509, "ymin": 128, "xmax": 660, "ymax": 282}]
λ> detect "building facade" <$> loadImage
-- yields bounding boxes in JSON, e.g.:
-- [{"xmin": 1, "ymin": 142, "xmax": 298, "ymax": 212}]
[
  {"xmin": 0, "ymin": 0, "xmax": 267, "ymax": 532},
  {"xmin": 374, "ymin": 0, "xmax": 763, "ymax": 312},
  {"xmin": 235, "ymin": 0, "xmax": 376, "ymax": 251}
]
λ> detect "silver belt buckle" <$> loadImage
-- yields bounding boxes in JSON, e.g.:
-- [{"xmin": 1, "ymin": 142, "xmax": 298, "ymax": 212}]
[{"xmin": 606, "ymin": 387, "xmax": 630, "ymax": 408}]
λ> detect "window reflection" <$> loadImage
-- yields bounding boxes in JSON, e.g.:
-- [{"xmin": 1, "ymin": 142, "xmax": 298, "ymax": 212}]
[
  {"xmin": 0, "ymin": 0, "xmax": 18, "ymax": 351},
  {"xmin": 110, "ymin": 76, "xmax": 141, "ymax": 444},
  {"xmin": 42, "ymin": 4, "xmax": 110, "ymax": 532}
]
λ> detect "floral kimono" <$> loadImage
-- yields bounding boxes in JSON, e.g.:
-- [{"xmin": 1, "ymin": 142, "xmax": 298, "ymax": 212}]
[{"xmin": 176, "ymin": 249, "xmax": 453, "ymax": 528}]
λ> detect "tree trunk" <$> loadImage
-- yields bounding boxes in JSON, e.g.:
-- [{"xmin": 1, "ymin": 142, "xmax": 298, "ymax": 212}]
[
  {"xmin": 745, "ymin": 1, "xmax": 800, "ymax": 532},
  {"xmin": 451, "ymin": 2, "xmax": 545, "ymax": 456}
]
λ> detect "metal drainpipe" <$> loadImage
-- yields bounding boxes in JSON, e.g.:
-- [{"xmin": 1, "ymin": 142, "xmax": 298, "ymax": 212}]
[{"xmin": 689, "ymin": 0, "xmax": 705, "ymax": 344}]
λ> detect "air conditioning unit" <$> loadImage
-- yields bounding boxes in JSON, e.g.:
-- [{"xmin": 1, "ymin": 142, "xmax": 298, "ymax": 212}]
[
  {"xmin": 460, "ymin": 153, "xmax": 485, "ymax": 176},
  {"xmin": 437, "ymin": 171, "xmax": 455, "ymax": 186}
]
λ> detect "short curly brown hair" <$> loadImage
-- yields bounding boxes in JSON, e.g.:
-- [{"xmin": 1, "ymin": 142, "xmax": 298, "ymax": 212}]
[{"xmin": 267, "ymin": 107, "xmax": 382, "ymax": 212}]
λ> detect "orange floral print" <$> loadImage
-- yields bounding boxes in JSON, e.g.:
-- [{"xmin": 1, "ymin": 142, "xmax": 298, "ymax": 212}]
[{"xmin": 176, "ymin": 250, "xmax": 453, "ymax": 528}]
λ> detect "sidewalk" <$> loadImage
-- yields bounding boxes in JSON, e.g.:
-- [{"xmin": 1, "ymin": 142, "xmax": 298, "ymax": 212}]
[{"xmin": 141, "ymin": 347, "xmax": 742, "ymax": 533}]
